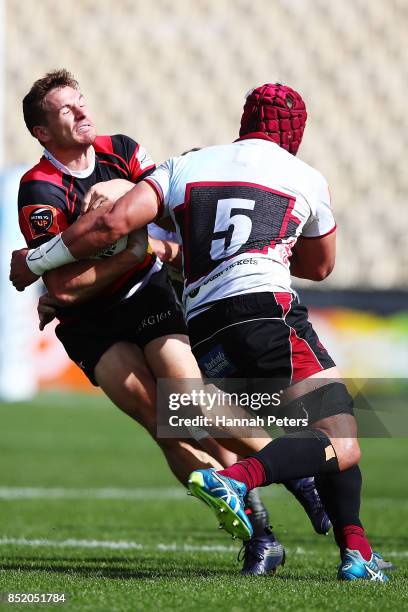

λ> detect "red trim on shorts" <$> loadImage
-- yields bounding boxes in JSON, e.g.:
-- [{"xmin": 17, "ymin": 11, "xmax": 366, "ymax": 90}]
[
  {"xmin": 274, "ymin": 292, "xmax": 292, "ymax": 316},
  {"xmin": 288, "ymin": 328, "xmax": 324, "ymax": 382},
  {"xmin": 274, "ymin": 292, "xmax": 324, "ymax": 383}
]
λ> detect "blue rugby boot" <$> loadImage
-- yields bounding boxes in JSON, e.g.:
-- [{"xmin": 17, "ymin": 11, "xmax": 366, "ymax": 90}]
[
  {"xmin": 284, "ymin": 477, "xmax": 332, "ymax": 535},
  {"xmin": 239, "ymin": 528, "xmax": 285, "ymax": 576},
  {"xmin": 338, "ymin": 548, "xmax": 389, "ymax": 582},
  {"xmin": 188, "ymin": 468, "xmax": 253, "ymax": 541}
]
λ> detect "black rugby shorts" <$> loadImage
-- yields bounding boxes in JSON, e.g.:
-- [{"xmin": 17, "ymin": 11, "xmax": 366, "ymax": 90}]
[
  {"xmin": 55, "ymin": 267, "xmax": 187, "ymax": 385},
  {"xmin": 188, "ymin": 291, "xmax": 335, "ymax": 382}
]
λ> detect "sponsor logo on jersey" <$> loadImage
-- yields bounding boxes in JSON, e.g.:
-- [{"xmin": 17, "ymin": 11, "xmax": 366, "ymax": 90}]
[
  {"xmin": 29, "ymin": 207, "xmax": 54, "ymax": 234},
  {"xmin": 20, "ymin": 205, "xmax": 64, "ymax": 240},
  {"xmin": 187, "ymin": 257, "xmax": 258, "ymax": 300}
]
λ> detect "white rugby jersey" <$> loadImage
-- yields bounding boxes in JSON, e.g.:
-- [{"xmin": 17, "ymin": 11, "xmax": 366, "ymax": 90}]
[{"xmin": 146, "ymin": 138, "xmax": 336, "ymax": 320}]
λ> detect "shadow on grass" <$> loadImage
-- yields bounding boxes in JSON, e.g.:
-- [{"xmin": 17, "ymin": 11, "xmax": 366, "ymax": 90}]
[
  {"xmin": 0, "ymin": 557, "xmax": 233, "ymax": 580},
  {"xmin": 0, "ymin": 557, "xmax": 337, "ymax": 582}
]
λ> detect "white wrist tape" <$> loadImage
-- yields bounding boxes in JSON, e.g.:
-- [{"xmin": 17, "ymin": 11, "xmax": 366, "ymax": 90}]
[{"xmin": 26, "ymin": 234, "xmax": 77, "ymax": 276}]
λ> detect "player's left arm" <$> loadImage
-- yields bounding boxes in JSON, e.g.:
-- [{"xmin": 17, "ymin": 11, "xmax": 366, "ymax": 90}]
[
  {"xmin": 12, "ymin": 226, "xmax": 149, "ymax": 300},
  {"xmin": 290, "ymin": 231, "xmax": 336, "ymax": 280},
  {"xmin": 148, "ymin": 237, "xmax": 182, "ymax": 270},
  {"xmin": 43, "ymin": 231, "xmax": 148, "ymax": 305}
]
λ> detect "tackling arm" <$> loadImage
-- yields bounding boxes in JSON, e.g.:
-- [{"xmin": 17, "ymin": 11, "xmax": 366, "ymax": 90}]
[
  {"xmin": 10, "ymin": 182, "xmax": 159, "ymax": 291},
  {"xmin": 80, "ymin": 178, "xmax": 136, "ymax": 215},
  {"xmin": 62, "ymin": 181, "xmax": 159, "ymax": 258}
]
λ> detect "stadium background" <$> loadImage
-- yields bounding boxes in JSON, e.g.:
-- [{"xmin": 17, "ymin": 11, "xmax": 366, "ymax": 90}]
[
  {"xmin": 1, "ymin": 0, "xmax": 407, "ymax": 395},
  {"xmin": 0, "ymin": 2, "xmax": 407, "ymax": 608}
]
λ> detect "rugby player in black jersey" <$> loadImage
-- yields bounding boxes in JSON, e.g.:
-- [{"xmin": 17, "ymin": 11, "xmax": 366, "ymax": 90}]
[{"xmin": 11, "ymin": 71, "xmax": 332, "ymax": 576}]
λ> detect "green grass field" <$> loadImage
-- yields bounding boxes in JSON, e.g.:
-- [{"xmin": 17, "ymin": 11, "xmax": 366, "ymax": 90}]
[{"xmin": 1, "ymin": 392, "xmax": 407, "ymax": 611}]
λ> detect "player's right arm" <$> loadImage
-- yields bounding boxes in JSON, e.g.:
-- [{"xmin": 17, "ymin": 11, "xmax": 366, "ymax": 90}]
[
  {"xmin": 81, "ymin": 179, "xmax": 182, "ymax": 268},
  {"xmin": 290, "ymin": 174, "xmax": 336, "ymax": 281}
]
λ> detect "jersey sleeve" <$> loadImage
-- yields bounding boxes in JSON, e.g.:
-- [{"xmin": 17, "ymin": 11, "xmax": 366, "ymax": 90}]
[
  {"xmin": 147, "ymin": 222, "xmax": 180, "ymax": 244},
  {"xmin": 18, "ymin": 180, "xmax": 70, "ymax": 248},
  {"xmin": 301, "ymin": 177, "xmax": 336, "ymax": 238},
  {"xmin": 117, "ymin": 135, "xmax": 156, "ymax": 182},
  {"xmin": 144, "ymin": 158, "xmax": 173, "ymax": 219}
]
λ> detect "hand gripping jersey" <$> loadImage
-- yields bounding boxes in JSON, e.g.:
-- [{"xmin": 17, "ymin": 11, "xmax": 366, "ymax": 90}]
[
  {"xmin": 18, "ymin": 134, "xmax": 160, "ymax": 319},
  {"xmin": 146, "ymin": 138, "xmax": 336, "ymax": 321}
]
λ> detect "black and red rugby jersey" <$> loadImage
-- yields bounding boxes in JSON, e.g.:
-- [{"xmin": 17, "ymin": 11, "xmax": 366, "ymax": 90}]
[{"xmin": 18, "ymin": 134, "xmax": 157, "ymax": 320}]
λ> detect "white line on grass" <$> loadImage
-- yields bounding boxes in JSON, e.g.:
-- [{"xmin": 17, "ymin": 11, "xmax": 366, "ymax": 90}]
[
  {"xmin": 0, "ymin": 537, "xmax": 236, "ymax": 553},
  {"xmin": 0, "ymin": 537, "xmax": 407, "ymax": 558},
  {"xmin": 0, "ymin": 488, "xmax": 405, "ymax": 509},
  {"xmin": 0, "ymin": 487, "xmax": 186, "ymax": 500},
  {"xmin": 0, "ymin": 486, "xmax": 285, "ymax": 501}
]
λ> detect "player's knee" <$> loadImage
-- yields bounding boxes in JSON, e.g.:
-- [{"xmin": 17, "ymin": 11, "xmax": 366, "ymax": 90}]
[
  {"xmin": 121, "ymin": 369, "xmax": 152, "ymax": 399},
  {"xmin": 311, "ymin": 389, "xmax": 360, "ymax": 471},
  {"xmin": 346, "ymin": 438, "xmax": 361, "ymax": 467},
  {"xmin": 331, "ymin": 437, "xmax": 361, "ymax": 471},
  {"xmin": 350, "ymin": 441, "xmax": 362, "ymax": 466}
]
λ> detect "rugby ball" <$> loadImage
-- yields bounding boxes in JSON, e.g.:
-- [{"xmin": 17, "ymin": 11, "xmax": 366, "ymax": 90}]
[{"xmin": 92, "ymin": 235, "xmax": 128, "ymax": 259}]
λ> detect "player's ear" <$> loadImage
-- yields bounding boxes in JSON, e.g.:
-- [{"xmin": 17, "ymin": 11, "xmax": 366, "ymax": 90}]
[{"xmin": 32, "ymin": 125, "xmax": 51, "ymax": 143}]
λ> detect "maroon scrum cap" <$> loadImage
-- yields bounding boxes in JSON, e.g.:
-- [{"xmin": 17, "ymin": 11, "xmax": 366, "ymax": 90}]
[{"xmin": 239, "ymin": 83, "xmax": 307, "ymax": 155}]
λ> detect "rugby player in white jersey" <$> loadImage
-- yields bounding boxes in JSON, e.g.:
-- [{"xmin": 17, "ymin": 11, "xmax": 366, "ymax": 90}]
[
  {"xmin": 10, "ymin": 83, "xmax": 391, "ymax": 581},
  {"xmin": 10, "ymin": 72, "xmax": 332, "ymax": 576}
]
